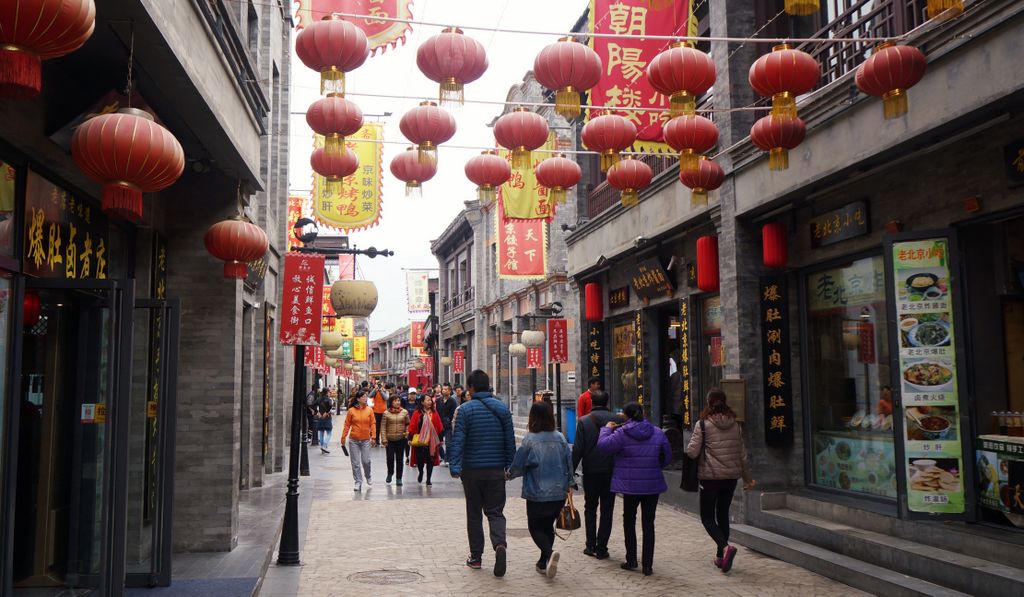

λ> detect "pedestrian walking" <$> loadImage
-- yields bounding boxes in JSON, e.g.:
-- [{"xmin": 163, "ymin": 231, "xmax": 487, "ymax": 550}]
[
  {"xmin": 340, "ymin": 390, "xmax": 376, "ymax": 491},
  {"xmin": 371, "ymin": 382, "xmax": 387, "ymax": 446},
  {"xmin": 685, "ymin": 388, "xmax": 756, "ymax": 573},
  {"xmin": 576, "ymin": 376, "xmax": 600, "ymax": 418},
  {"xmin": 448, "ymin": 370, "xmax": 515, "ymax": 577},
  {"xmin": 438, "ymin": 383, "xmax": 458, "ymax": 465},
  {"xmin": 454, "ymin": 384, "xmax": 467, "ymax": 404},
  {"xmin": 381, "ymin": 396, "xmax": 410, "ymax": 485},
  {"xmin": 304, "ymin": 385, "xmax": 319, "ymax": 445},
  {"xmin": 597, "ymin": 402, "xmax": 672, "ymax": 577},
  {"xmin": 571, "ymin": 389, "xmax": 620, "ymax": 559},
  {"xmin": 404, "ymin": 386, "xmax": 418, "ymax": 462},
  {"xmin": 409, "ymin": 393, "xmax": 444, "ymax": 485},
  {"xmin": 507, "ymin": 401, "xmax": 573, "ymax": 578},
  {"xmin": 316, "ymin": 391, "xmax": 335, "ymax": 454}
]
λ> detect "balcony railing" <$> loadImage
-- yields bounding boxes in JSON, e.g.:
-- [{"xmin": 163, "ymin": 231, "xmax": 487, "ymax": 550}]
[
  {"xmin": 586, "ymin": 152, "xmax": 675, "ymax": 220},
  {"xmin": 442, "ymin": 286, "xmax": 476, "ymax": 321}
]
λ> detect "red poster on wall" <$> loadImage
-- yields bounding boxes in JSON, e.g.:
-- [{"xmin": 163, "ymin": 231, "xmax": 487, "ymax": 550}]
[
  {"xmin": 453, "ymin": 350, "xmax": 465, "ymax": 374},
  {"xmin": 280, "ymin": 253, "xmax": 325, "ymax": 345},
  {"xmin": 410, "ymin": 320, "xmax": 426, "ymax": 348},
  {"xmin": 547, "ymin": 319, "xmax": 569, "ymax": 364},
  {"xmin": 527, "ymin": 347, "xmax": 543, "ymax": 369}
]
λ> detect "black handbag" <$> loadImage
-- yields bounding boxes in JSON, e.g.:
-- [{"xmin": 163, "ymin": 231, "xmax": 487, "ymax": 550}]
[
  {"xmin": 555, "ymin": 489, "xmax": 582, "ymax": 536},
  {"xmin": 680, "ymin": 419, "xmax": 705, "ymax": 492}
]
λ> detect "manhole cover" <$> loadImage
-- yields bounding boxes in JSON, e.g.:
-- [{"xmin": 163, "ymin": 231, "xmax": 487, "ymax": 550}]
[
  {"xmin": 348, "ymin": 570, "xmax": 423, "ymax": 585},
  {"xmin": 506, "ymin": 528, "xmax": 531, "ymax": 538}
]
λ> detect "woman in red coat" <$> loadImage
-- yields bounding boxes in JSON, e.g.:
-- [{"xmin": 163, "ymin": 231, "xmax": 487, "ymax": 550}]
[{"xmin": 408, "ymin": 393, "xmax": 444, "ymax": 485}]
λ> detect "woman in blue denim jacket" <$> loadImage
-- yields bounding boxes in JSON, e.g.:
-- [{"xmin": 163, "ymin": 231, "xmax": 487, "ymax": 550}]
[{"xmin": 508, "ymin": 401, "xmax": 573, "ymax": 578}]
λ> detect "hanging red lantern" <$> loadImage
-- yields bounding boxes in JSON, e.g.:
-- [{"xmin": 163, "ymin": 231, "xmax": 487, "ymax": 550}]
[
  {"xmin": 784, "ymin": 0, "xmax": 819, "ymax": 16},
  {"xmin": 582, "ymin": 112, "xmax": 638, "ymax": 172},
  {"xmin": 204, "ymin": 216, "xmax": 269, "ymax": 280},
  {"xmin": 464, "ymin": 149, "xmax": 511, "ymax": 203},
  {"xmin": 696, "ymin": 235, "xmax": 719, "ymax": 293},
  {"xmin": 306, "ymin": 96, "xmax": 363, "ymax": 157},
  {"xmin": 390, "ymin": 146, "xmax": 437, "ymax": 198},
  {"xmin": 494, "ymin": 107, "xmax": 549, "ymax": 170},
  {"xmin": 750, "ymin": 115, "xmax": 806, "ymax": 171},
  {"xmin": 679, "ymin": 156, "xmax": 724, "ymax": 208},
  {"xmin": 0, "ymin": 0, "xmax": 95, "ymax": 99},
  {"xmin": 416, "ymin": 27, "xmax": 488, "ymax": 106},
  {"xmin": 535, "ymin": 154, "xmax": 582, "ymax": 205},
  {"xmin": 663, "ymin": 114, "xmax": 719, "ymax": 174},
  {"xmin": 647, "ymin": 41, "xmax": 716, "ymax": 117},
  {"xmin": 533, "ymin": 37, "xmax": 602, "ymax": 120},
  {"xmin": 311, "ymin": 146, "xmax": 358, "ymax": 198},
  {"xmin": 927, "ymin": 0, "xmax": 963, "ymax": 19},
  {"xmin": 584, "ymin": 282, "xmax": 603, "ymax": 322},
  {"xmin": 23, "ymin": 290, "xmax": 41, "ymax": 327},
  {"xmin": 749, "ymin": 44, "xmax": 820, "ymax": 118},
  {"xmin": 399, "ymin": 100, "xmax": 457, "ymax": 164},
  {"xmin": 71, "ymin": 108, "xmax": 185, "ymax": 221},
  {"xmin": 294, "ymin": 15, "xmax": 370, "ymax": 96},
  {"xmin": 606, "ymin": 156, "xmax": 652, "ymax": 209},
  {"xmin": 855, "ymin": 43, "xmax": 927, "ymax": 120},
  {"xmin": 762, "ymin": 222, "xmax": 788, "ymax": 269}
]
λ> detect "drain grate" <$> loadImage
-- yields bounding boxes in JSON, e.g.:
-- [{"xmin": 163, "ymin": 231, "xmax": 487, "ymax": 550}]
[
  {"xmin": 348, "ymin": 569, "xmax": 423, "ymax": 585},
  {"xmin": 506, "ymin": 527, "xmax": 531, "ymax": 538}
]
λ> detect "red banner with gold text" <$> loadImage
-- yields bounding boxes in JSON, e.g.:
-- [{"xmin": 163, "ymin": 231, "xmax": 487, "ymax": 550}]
[
  {"xmin": 497, "ymin": 197, "xmax": 547, "ymax": 280},
  {"xmin": 295, "ymin": 1, "xmax": 413, "ymax": 56}
]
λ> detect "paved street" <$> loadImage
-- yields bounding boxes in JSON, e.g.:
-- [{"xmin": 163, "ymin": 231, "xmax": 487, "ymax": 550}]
[{"xmin": 261, "ymin": 442, "xmax": 866, "ymax": 597}]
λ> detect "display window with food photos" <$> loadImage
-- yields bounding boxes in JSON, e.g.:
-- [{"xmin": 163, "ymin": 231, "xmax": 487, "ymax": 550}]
[{"xmin": 610, "ymin": 318, "xmax": 637, "ymax": 412}]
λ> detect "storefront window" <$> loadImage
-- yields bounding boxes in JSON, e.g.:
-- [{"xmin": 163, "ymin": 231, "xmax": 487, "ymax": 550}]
[
  {"xmin": 610, "ymin": 319, "xmax": 636, "ymax": 410},
  {"xmin": 700, "ymin": 296, "xmax": 724, "ymax": 404},
  {"xmin": 1, "ymin": 159, "xmax": 15, "ymax": 256},
  {"xmin": 806, "ymin": 255, "xmax": 896, "ymax": 498}
]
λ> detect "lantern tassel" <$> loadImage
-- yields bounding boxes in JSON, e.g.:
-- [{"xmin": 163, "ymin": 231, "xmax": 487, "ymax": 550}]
[
  {"xmin": 784, "ymin": 0, "xmax": 819, "ymax": 16},
  {"xmin": 555, "ymin": 88, "xmax": 581, "ymax": 120},
  {"xmin": 406, "ymin": 182, "xmax": 422, "ymax": 199},
  {"xmin": 440, "ymin": 78, "xmax": 464, "ymax": 107},
  {"xmin": 927, "ymin": 0, "xmax": 963, "ymax": 19},
  {"xmin": 325, "ymin": 134, "xmax": 344, "ymax": 157},
  {"xmin": 600, "ymin": 150, "xmax": 620, "ymax": 173},
  {"xmin": 670, "ymin": 92, "xmax": 696, "ymax": 118},
  {"xmin": 0, "ymin": 46, "xmax": 42, "ymax": 99},
  {"xmin": 418, "ymin": 143, "xmax": 438, "ymax": 165},
  {"xmin": 321, "ymin": 67, "xmax": 345, "ymax": 96},
  {"xmin": 478, "ymin": 186, "xmax": 496, "ymax": 204},
  {"xmin": 771, "ymin": 92, "xmax": 797, "ymax": 118},
  {"xmin": 102, "ymin": 182, "xmax": 143, "ymax": 220},
  {"xmin": 512, "ymin": 148, "xmax": 531, "ymax": 170},
  {"xmin": 326, "ymin": 177, "xmax": 345, "ymax": 198},
  {"xmin": 679, "ymin": 150, "xmax": 700, "ymax": 175},
  {"xmin": 620, "ymin": 189, "xmax": 639, "ymax": 208},
  {"xmin": 768, "ymin": 147, "xmax": 790, "ymax": 171},
  {"xmin": 882, "ymin": 88, "xmax": 909, "ymax": 119},
  {"xmin": 691, "ymin": 189, "xmax": 709, "ymax": 208},
  {"xmin": 224, "ymin": 261, "xmax": 248, "ymax": 280}
]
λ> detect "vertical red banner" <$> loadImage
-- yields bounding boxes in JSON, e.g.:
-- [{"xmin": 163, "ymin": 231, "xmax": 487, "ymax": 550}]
[
  {"xmin": 410, "ymin": 320, "xmax": 426, "ymax": 348},
  {"xmin": 497, "ymin": 198, "xmax": 547, "ymax": 279},
  {"xmin": 421, "ymin": 356, "xmax": 434, "ymax": 378},
  {"xmin": 547, "ymin": 319, "xmax": 569, "ymax": 364},
  {"xmin": 287, "ymin": 196, "xmax": 304, "ymax": 251},
  {"xmin": 280, "ymin": 253, "xmax": 325, "ymax": 345},
  {"xmin": 453, "ymin": 350, "xmax": 465, "ymax": 374},
  {"xmin": 305, "ymin": 345, "xmax": 325, "ymax": 371},
  {"xmin": 527, "ymin": 347, "xmax": 544, "ymax": 369}
]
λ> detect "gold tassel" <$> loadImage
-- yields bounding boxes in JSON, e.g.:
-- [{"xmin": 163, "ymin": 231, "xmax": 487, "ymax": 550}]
[
  {"xmin": 882, "ymin": 89, "xmax": 909, "ymax": 119},
  {"xmin": 679, "ymin": 150, "xmax": 700, "ymax": 175},
  {"xmin": 325, "ymin": 134, "xmax": 344, "ymax": 157},
  {"xmin": 321, "ymin": 67, "xmax": 345, "ymax": 96},
  {"xmin": 406, "ymin": 182, "xmax": 422, "ymax": 198},
  {"xmin": 620, "ymin": 189, "xmax": 638, "ymax": 208},
  {"xmin": 418, "ymin": 142, "xmax": 437, "ymax": 165},
  {"xmin": 784, "ymin": 0, "xmax": 819, "ymax": 16},
  {"xmin": 771, "ymin": 92, "xmax": 797, "ymax": 118},
  {"xmin": 927, "ymin": 0, "xmax": 963, "ymax": 19},
  {"xmin": 691, "ymin": 189, "xmax": 708, "ymax": 208},
  {"xmin": 769, "ymin": 147, "xmax": 790, "ymax": 171},
  {"xmin": 478, "ymin": 186, "xmax": 496, "ymax": 204},
  {"xmin": 670, "ymin": 92, "xmax": 696, "ymax": 118},
  {"xmin": 551, "ymin": 188, "xmax": 566, "ymax": 205},
  {"xmin": 600, "ymin": 150, "xmax": 620, "ymax": 173},
  {"xmin": 440, "ymin": 77, "xmax": 464, "ymax": 107},
  {"xmin": 555, "ymin": 88, "xmax": 581, "ymax": 120},
  {"xmin": 512, "ymin": 148, "xmax": 531, "ymax": 170}
]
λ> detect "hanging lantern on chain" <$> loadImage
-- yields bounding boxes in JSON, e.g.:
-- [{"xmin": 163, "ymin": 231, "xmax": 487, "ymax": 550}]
[
  {"xmin": 533, "ymin": 37, "xmax": 602, "ymax": 120},
  {"xmin": 23, "ymin": 290, "xmax": 41, "ymax": 327},
  {"xmin": 390, "ymin": 146, "xmax": 437, "ymax": 198},
  {"xmin": 535, "ymin": 154, "xmax": 582, "ymax": 205},
  {"xmin": 203, "ymin": 216, "xmax": 269, "ymax": 279},
  {"xmin": 294, "ymin": 15, "xmax": 369, "ymax": 96},
  {"xmin": 749, "ymin": 44, "xmax": 820, "ymax": 118},
  {"xmin": 679, "ymin": 156, "xmax": 724, "ymax": 208},
  {"xmin": 321, "ymin": 331, "xmax": 343, "ymax": 351},
  {"xmin": 855, "ymin": 43, "xmax": 927, "ymax": 120},
  {"xmin": 464, "ymin": 149, "xmax": 511, "ymax": 203},
  {"xmin": 416, "ymin": 27, "xmax": 488, "ymax": 106},
  {"xmin": 521, "ymin": 330, "xmax": 545, "ymax": 347},
  {"xmin": 750, "ymin": 115, "xmax": 807, "ymax": 171},
  {"xmin": 508, "ymin": 342, "xmax": 527, "ymax": 357},
  {"xmin": 399, "ymin": 100, "xmax": 457, "ymax": 164},
  {"xmin": 71, "ymin": 108, "xmax": 185, "ymax": 221},
  {"xmin": 784, "ymin": 0, "xmax": 819, "ymax": 16},
  {"xmin": 606, "ymin": 156, "xmax": 653, "ymax": 209},
  {"xmin": 696, "ymin": 235, "xmax": 720, "ymax": 293},
  {"xmin": 927, "ymin": 0, "xmax": 963, "ymax": 19},
  {"xmin": 306, "ymin": 96, "xmax": 363, "ymax": 157},
  {"xmin": 647, "ymin": 41, "xmax": 716, "ymax": 117},
  {"xmin": 582, "ymin": 112, "xmax": 638, "ymax": 172},
  {"xmin": 311, "ymin": 146, "xmax": 358, "ymax": 196},
  {"xmin": 440, "ymin": 355, "xmax": 453, "ymax": 367},
  {"xmin": 494, "ymin": 107, "xmax": 550, "ymax": 170},
  {"xmin": 331, "ymin": 280, "xmax": 378, "ymax": 318},
  {"xmin": 762, "ymin": 222, "xmax": 788, "ymax": 269},
  {"xmin": 663, "ymin": 114, "xmax": 719, "ymax": 174},
  {"xmin": 584, "ymin": 282, "xmax": 603, "ymax": 322},
  {"xmin": 0, "ymin": 0, "xmax": 96, "ymax": 99}
]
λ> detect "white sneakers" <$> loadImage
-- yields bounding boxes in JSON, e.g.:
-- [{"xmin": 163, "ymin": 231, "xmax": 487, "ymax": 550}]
[{"xmin": 546, "ymin": 551, "xmax": 560, "ymax": 578}]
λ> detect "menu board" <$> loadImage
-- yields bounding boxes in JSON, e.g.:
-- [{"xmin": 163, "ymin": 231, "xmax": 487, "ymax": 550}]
[{"xmin": 890, "ymin": 238, "xmax": 964, "ymax": 514}]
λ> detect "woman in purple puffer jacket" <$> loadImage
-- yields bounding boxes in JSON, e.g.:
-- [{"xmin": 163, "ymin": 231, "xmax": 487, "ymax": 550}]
[{"xmin": 597, "ymin": 402, "xmax": 672, "ymax": 577}]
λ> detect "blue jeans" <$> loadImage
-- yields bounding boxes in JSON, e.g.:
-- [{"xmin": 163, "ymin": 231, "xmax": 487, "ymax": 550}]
[{"xmin": 318, "ymin": 427, "xmax": 332, "ymax": 449}]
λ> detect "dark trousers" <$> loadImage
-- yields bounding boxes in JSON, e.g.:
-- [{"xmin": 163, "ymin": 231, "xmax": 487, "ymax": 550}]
[
  {"xmin": 385, "ymin": 439, "xmax": 407, "ymax": 480},
  {"xmin": 373, "ymin": 413, "xmax": 383, "ymax": 444},
  {"xmin": 582, "ymin": 472, "xmax": 614, "ymax": 554},
  {"xmin": 699, "ymin": 479, "xmax": 737, "ymax": 557},
  {"xmin": 527, "ymin": 499, "xmax": 564, "ymax": 567},
  {"xmin": 460, "ymin": 468, "xmax": 507, "ymax": 558},
  {"xmin": 622, "ymin": 494, "xmax": 659, "ymax": 570},
  {"xmin": 415, "ymin": 447, "xmax": 434, "ymax": 482}
]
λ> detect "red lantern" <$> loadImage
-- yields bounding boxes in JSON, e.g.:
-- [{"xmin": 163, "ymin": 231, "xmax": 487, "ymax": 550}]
[
  {"xmin": 306, "ymin": 96, "xmax": 363, "ymax": 157},
  {"xmin": 663, "ymin": 115, "xmax": 719, "ymax": 174},
  {"xmin": 294, "ymin": 15, "xmax": 369, "ymax": 96},
  {"xmin": 390, "ymin": 146, "xmax": 437, "ymax": 198},
  {"xmin": 310, "ymin": 146, "xmax": 358, "ymax": 198},
  {"xmin": 23, "ymin": 290, "xmax": 41, "ymax": 327},
  {"xmin": 679, "ymin": 156, "xmax": 724, "ymax": 208},
  {"xmin": 533, "ymin": 37, "xmax": 602, "ymax": 119},
  {"xmin": 71, "ymin": 108, "xmax": 185, "ymax": 221},
  {"xmin": 749, "ymin": 44, "xmax": 820, "ymax": 118},
  {"xmin": 606, "ymin": 156, "xmax": 652, "ymax": 209},
  {"xmin": 696, "ymin": 235, "xmax": 719, "ymax": 293},
  {"xmin": 582, "ymin": 113, "xmax": 637, "ymax": 172},
  {"xmin": 584, "ymin": 282, "xmax": 603, "ymax": 322},
  {"xmin": 535, "ymin": 154, "xmax": 582, "ymax": 205},
  {"xmin": 855, "ymin": 43, "xmax": 927, "ymax": 120},
  {"xmin": 204, "ymin": 216, "xmax": 269, "ymax": 279},
  {"xmin": 494, "ymin": 107, "xmax": 549, "ymax": 170},
  {"xmin": 399, "ymin": 100, "xmax": 456, "ymax": 164},
  {"xmin": 762, "ymin": 222, "xmax": 788, "ymax": 269},
  {"xmin": 647, "ymin": 42, "xmax": 716, "ymax": 117},
  {"xmin": 416, "ymin": 27, "xmax": 488, "ymax": 106},
  {"xmin": 750, "ymin": 115, "xmax": 806, "ymax": 171},
  {"xmin": 0, "ymin": 0, "xmax": 95, "ymax": 99},
  {"xmin": 464, "ymin": 149, "xmax": 511, "ymax": 203}
]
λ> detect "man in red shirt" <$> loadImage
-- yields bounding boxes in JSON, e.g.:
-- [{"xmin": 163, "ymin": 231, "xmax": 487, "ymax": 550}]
[{"xmin": 577, "ymin": 376, "xmax": 601, "ymax": 418}]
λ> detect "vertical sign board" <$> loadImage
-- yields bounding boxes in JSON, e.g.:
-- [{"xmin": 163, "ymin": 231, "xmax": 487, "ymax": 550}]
[
  {"xmin": 679, "ymin": 298, "xmax": 692, "ymax": 427},
  {"xmin": 406, "ymin": 270, "xmax": 431, "ymax": 312},
  {"xmin": 353, "ymin": 336, "xmax": 368, "ymax": 362},
  {"xmin": 547, "ymin": 319, "xmax": 569, "ymax": 364},
  {"xmin": 279, "ymin": 253, "xmax": 325, "ymax": 345},
  {"xmin": 586, "ymin": 322, "xmax": 605, "ymax": 389},
  {"xmin": 634, "ymin": 311, "xmax": 645, "ymax": 405},
  {"xmin": 453, "ymin": 350, "xmax": 466, "ymax": 374},
  {"xmin": 759, "ymin": 276, "xmax": 794, "ymax": 446},
  {"xmin": 410, "ymin": 320, "xmax": 426, "ymax": 348},
  {"xmin": 527, "ymin": 347, "xmax": 543, "ymax": 369}
]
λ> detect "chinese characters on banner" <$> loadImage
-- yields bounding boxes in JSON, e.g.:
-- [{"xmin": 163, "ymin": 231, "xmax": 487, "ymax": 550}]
[
  {"xmin": 589, "ymin": 0, "xmax": 696, "ymax": 150},
  {"xmin": 889, "ymin": 238, "xmax": 965, "ymax": 514},
  {"xmin": 339, "ymin": 338, "xmax": 354, "ymax": 360},
  {"xmin": 497, "ymin": 197, "xmax": 547, "ymax": 280},
  {"xmin": 547, "ymin": 319, "xmax": 569, "ymax": 364},
  {"xmin": 353, "ymin": 336, "xmax": 368, "ymax": 362},
  {"xmin": 809, "ymin": 200, "xmax": 869, "ymax": 248},
  {"xmin": 406, "ymin": 270, "xmax": 430, "ymax": 312},
  {"xmin": 420, "ymin": 356, "xmax": 434, "ymax": 380},
  {"xmin": 322, "ymin": 286, "xmax": 336, "ymax": 332},
  {"xmin": 287, "ymin": 195, "xmax": 305, "ymax": 251},
  {"xmin": 759, "ymin": 276, "xmax": 794, "ymax": 447},
  {"xmin": 634, "ymin": 311, "xmax": 645, "ymax": 404},
  {"xmin": 305, "ymin": 345, "xmax": 326, "ymax": 372},
  {"xmin": 527, "ymin": 347, "xmax": 543, "ymax": 369},
  {"xmin": 410, "ymin": 320, "xmax": 426, "ymax": 348},
  {"xmin": 500, "ymin": 133, "xmax": 559, "ymax": 220},
  {"xmin": 679, "ymin": 299, "xmax": 692, "ymax": 427},
  {"xmin": 23, "ymin": 171, "xmax": 110, "ymax": 280},
  {"xmin": 453, "ymin": 350, "xmax": 465, "ymax": 374},
  {"xmin": 279, "ymin": 253, "xmax": 326, "ymax": 345},
  {"xmin": 631, "ymin": 257, "xmax": 675, "ymax": 300},
  {"xmin": 295, "ymin": 0, "xmax": 414, "ymax": 56},
  {"xmin": 312, "ymin": 123, "xmax": 384, "ymax": 232},
  {"xmin": 586, "ymin": 322, "xmax": 605, "ymax": 388}
]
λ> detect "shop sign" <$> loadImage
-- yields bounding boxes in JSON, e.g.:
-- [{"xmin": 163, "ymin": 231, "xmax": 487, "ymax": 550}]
[
  {"xmin": 305, "ymin": 345, "xmax": 326, "ymax": 372},
  {"xmin": 312, "ymin": 123, "xmax": 384, "ymax": 232},
  {"xmin": 586, "ymin": 322, "xmax": 605, "ymax": 387},
  {"xmin": 687, "ymin": 262, "xmax": 698, "ymax": 288},
  {"xmin": 421, "ymin": 356, "xmax": 433, "ymax": 377},
  {"xmin": 634, "ymin": 311, "xmax": 645, "ymax": 404},
  {"xmin": 287, "ymin": 195, "xmax": 305, "ymax": 251},
  {"xmin": 808, "ymin": 260, "xmax": 885, "ymax": 311},
  {"xmin": 630, "ymin": 257, "xmax": 674, "ymax": 300},
  {"xmin": 527, "ymin": 347, "xmax": 543, "ymax": 369},
  {"xmin": 547, "ymin": 318, "xmax": 569, "ymax": 364},
  {"xmin": 609, "ymin": 286, "xmax": 630, "ymax": 309},
  {"xmin": 410, "ymin": 320, "xmax": 426, "ymax": 348},
  {"xmin": 339, "ymin": 338, "xmax": 353, "ymax": 360},
  {"xmin": 759, "ymin": 276, "xmax": 794, "ymax": 446},
  {"xmin": 497, "ymin": 196, "xmax": 548, "ymax": 277},
  {"xmin": 322, "ymin": 286, "xmax": 337, "ymax": 332},
  {"xmin": 406, "ymin": 270, "xmax": 430, "ymax": 312},
  {"xmin": 453, "ymin": 350, "xmax": 465, "ymax": 374},
  {"xmin": 809, "ymin": 200, "xmax": 869, "ymax": 248},
  {"xmin": 976, "ymin": 437, "xmax": 1024, "ymax": 515},
  {"xmin": 353, "ymin": 336, "xmax": 368, "ymax": 362},
  {"xmin": 1004, "ymin": 138, "xmax": 1024, "ymax": 184},
  {"xmin": 145, "ymin": 234, "xmax": 167, "ymax": 520},
  {"xmin": 279, "ymin": 253, "xmax": 325, "ymax": 345},
  {"xmin": 24, "ymin": 171, "xmax": 109, "ymax": 280},
  {"xmin": 679, "ymin": 299, "xmax": 692, "ymax": 427}
]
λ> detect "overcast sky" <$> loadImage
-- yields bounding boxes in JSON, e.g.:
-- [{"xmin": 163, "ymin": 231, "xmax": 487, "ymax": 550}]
[{"xmin": 288, "ymin": 0, "xmax": 590, "ymax": 340}]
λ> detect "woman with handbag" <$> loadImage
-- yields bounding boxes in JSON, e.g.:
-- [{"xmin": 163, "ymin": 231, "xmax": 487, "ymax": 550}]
[
  {"xmin": 685, "ymin": 388, "xmax": 756, "ymax": 573},
  {"xmin": 507, "ymin": 401, "xmax": 573, "ymax": 578},
  {"xmin": 381, "ymin": 396, "xmax": 410, "ymax": 485},
  {"xmin": 407, "ymin": 393, "xmax": 444, "ymax": 485},
  {"xmin": 597, "ymin": 402, "xmax": 672, "ymax": 577}
]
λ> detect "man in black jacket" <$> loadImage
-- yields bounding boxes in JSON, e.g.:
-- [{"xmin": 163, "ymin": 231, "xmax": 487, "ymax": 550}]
[
  {"xmin": 438, "ymin": 382, "xmax": 458, "ymax": 465},
  {"xmin": 571, "ymin": 390, "xmax": 619, "ymax": 559}
]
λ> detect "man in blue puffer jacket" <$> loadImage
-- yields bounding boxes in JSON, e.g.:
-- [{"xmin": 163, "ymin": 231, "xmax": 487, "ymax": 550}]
[{"xmin": 448, "ymin": 370, "xmax": 516, "ymax": 578}]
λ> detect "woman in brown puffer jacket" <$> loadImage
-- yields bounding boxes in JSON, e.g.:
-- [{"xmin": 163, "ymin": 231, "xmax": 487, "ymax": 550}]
[{"xmin": 685, "ymin": 388, "xmax": 756, "ymax": 574}]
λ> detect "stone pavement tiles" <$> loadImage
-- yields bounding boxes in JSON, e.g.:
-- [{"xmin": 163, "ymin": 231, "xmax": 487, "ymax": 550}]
[{"xmin": 260, "ymin": 445, "xmax": 866, "ymax": 597}]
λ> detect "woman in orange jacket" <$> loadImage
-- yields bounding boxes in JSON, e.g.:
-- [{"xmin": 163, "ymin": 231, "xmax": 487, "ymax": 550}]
[
  {"xmin": 341, "ymin": 390, "xmax": 377, "ymax": 491},
  {"xmin": 408, "ymin": 393, "xmax": 444, "ymax": 486}
]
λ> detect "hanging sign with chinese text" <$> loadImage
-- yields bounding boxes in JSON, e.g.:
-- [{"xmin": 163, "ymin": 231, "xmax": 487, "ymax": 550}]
[
  {"xmin": 406, "ymin": 270, "xmax": 430, "ymax": 312},
  {"xmin": 353, "ymin": 336, "xmax": 368, "ymax": 362},
  {"xmin": 500, "ymin": 133, "xmax": 559, "ymax": 220},
  {"xmin": 312, "ymin": 123, "xmax": 383, "ymax": 232},
  {"xmin": 759, "ymin": 276, "xmax": 793, "ymax": 447},
  {"xmin": 339, "ymin": 338, "xmax": 354, "ymax": 360},
  {"xmin": 305, "ymin": 345, "xmax": 326, "ymax": 372},
  {"xmin": 295, "ymin": 0, "xmax": 414, "ymax": 56},
  {"xmin": 634, "ymin": 310, "xmax": 645, "ymax": 404},
  {"xmin": 527, "ymin": 347, "xmax": 543, "ymax": 369},
  {"xmin": 497, "ymin": 197, "xmax": 547, "ymax": 280},
  {"xmin": 279, "ymin": 253, "xmax": 325, "ymax": 345},
  {"xmin": 586, "ymin": 322, "xmax": 605, "ymax": 388},
  {"xmin": 809, "ymin": 200, "xmax": 869, "ymax": 248},
  {"xmin": 547, "ymin": 318, "xmax": 569, "ymax": 364},
  {"xmin": 287, "ymin": 195, "xmax": 305, "ymax": 251},
  {"xmin": 410, "ymin": 320, "xmax": 426, "ymax": 348},
  {"xmin": 609, "ymin": 286, "xmax": 630, "ymax": 309},
  {"xmin": 322, "ymin": 286, "xmax": 337, "ymax": 332},
  {"xmin": 24, "ymin": 171, "xmax": 110, "ymax": 280},
  {"xmin": 453, "ymin": 350, "xmax": 466, "ymax": 374},
  {"xmin": 679, "ymin": 298, "xmax": 692, "ymax": 427},
  {"xmin": 631, "ymin": 257, "xmax": 674, "ymax": 300}
]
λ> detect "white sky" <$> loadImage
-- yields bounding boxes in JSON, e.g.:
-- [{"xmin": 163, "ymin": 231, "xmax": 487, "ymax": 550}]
[{"xmin": 288, "ymin": 0, "xmax": 590, "ymax": 340}]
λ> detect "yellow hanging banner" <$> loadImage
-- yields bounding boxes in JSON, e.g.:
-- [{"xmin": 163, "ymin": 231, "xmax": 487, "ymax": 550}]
[
  {"xmin": 353, "ymin": 336, "xmax": 368, "ymax": 362},
  {"xmin": 313, "ymin": 123, "xmax": 384, "ymax": 232},
  {"xmin": 501, "ymin": 133, "xmax": 558, "ymax": 221}
]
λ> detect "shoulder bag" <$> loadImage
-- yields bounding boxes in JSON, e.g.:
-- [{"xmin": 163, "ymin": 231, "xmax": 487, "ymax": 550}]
[
  {"xmin": 680, "ymin": 418, "xmax": 705, "ymax": 492},
  {"xmin": 555, "ymin": 488, "xmax": 582, "ymax": 539}
]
